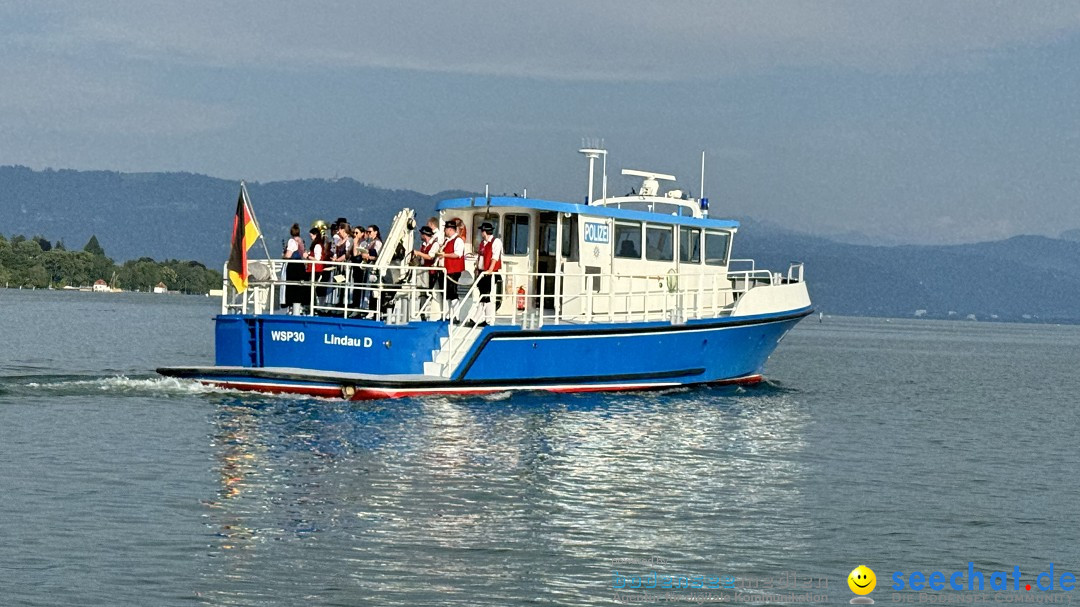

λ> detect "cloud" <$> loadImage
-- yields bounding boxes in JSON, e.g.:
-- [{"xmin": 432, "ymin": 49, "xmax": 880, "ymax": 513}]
[
  {"xmin": 0, "ymin": 59, "xmax": 238, "ymax": 136},
  {"xmin": 6, "ymin": 1, "xmax": 1080, "ymax": 82}
]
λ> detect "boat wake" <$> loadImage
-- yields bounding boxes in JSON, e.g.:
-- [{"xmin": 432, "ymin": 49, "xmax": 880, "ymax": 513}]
[{"xmin": 3, "ymin": 374, "xmax": 223, "ymax": 399}]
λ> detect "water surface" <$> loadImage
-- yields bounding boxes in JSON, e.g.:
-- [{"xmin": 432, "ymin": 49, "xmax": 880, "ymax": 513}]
[{"xmin": 1, "ymin": 289, "xmax": 1078, "ymax": 605}]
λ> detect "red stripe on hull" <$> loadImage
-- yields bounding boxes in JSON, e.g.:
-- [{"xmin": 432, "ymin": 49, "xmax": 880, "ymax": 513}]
[
  {"xmin": 349, "ymin": 387, "xmax": 502, "ymax": 400},
  {"xmin": 347, "ymin": 374, "xmax": 764, "ymax": 400},
  {"xmin": 196, "ymin": 374, "xmax": 764, "ymax": 401}
]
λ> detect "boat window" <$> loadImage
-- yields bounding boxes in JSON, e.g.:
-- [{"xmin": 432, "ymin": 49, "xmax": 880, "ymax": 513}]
[
  {"xmin": 645, "ymin": 224, "xmax": 674, "ymax": 261},
  {"xmin": 561, "ymin": 216, "xmax": 576, "ymax": 259},
  {"xmin": 704, "ymin": 230, "xmax": 731, "ymax": 266},
  {"xmin": 502, "ymin": 214, "xmax": 530, "ymax": 256},
  {"xmin": 679, "ymin": 226, "xmax": 701, "ymax": 263},
  {"xmin": 614, "ymin": 221, "xmax": 641, "ymax": 259},
  {"xmin": 540, "ymin": 222, "xmax": 558, "ymax": 256}
]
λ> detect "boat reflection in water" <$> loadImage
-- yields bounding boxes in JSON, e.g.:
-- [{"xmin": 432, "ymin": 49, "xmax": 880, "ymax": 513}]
[{"xmin": 196, "ymin": 387, "xmax": 813, "ymax": 605}]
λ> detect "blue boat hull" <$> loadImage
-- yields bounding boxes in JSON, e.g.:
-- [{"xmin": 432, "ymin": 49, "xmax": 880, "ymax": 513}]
[{"xmin": 159, "ymin": 308, "xmax": 811, "ymax": 399}]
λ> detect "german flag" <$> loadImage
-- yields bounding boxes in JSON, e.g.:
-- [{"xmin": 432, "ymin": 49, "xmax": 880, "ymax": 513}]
[{"xmin": 227, "ymin": 184, "xmax": 261, "ymax": 292}]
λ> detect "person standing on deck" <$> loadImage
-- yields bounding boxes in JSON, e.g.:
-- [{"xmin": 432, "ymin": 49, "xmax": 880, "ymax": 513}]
[
  {"xmin": 281, "ymin": 223, "xmax": 306, "ymax": 312},
  {"xmin": 357, "ymin": 225, "xmax": 383, "ymax": 315},
  {"xmin": 348, "ymin": 224, "xmax": 367, "ymax": 309},
  {"xmin": 436, "ymin": 220, "xmax": 465, "ymax": 322},
  {"xmin": 302, "ymin": 225, "xmax": 327, "ymax": 309},
  {"xmin": 426, "ymin": 216, "xmax": 444, "ymax": 252},
  {"xmin": 330, "ymin": 222, "xmax": 352, "ymax": 310},
  {"xmin": 466, "ymin": 222, "xmax": 503, "ymax": 327},
  {"xmin": 412, "ymin": 224, "xmax": 442, "ymax": 319}
]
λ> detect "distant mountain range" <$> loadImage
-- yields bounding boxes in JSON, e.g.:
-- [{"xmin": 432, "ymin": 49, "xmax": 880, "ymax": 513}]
[
  {"xmin": 0, "ymin": 165, "xmax": 467, "ymax": 267},
  {"xmin": 733, "ymin": 219, "xmax": 1080, "ymax": 322},
  {"xmin": 3, "ymin": 165, "xmax": 1079, "ymax": 322}
]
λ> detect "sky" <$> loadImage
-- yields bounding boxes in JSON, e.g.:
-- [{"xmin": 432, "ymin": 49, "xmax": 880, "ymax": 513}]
[{"xmin": 1, "ymin": 1, "xmax": 1079, "ymax": 244}]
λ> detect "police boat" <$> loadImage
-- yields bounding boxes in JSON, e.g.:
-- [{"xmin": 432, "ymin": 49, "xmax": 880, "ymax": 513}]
[{"xmin": 158, "ymin": 147, "xmax": 812, "ymax": 399}]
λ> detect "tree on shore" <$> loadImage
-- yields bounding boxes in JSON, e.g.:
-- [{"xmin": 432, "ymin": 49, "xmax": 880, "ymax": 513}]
[
  {"xmin": 83, "ymin": 235, "xmax": 106, "ymax": 257},
  {"xmin": 1, "ymin": 233, "xmax": 220, "ymax": 292}
]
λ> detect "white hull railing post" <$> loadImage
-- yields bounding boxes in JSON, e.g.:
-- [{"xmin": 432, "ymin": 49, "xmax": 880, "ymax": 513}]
[
  {"xmin": 586, "ymin": 272, "xmax": 593, "ymax": 324},
  {"xmin": 701, "ymin": 272, "xmax": 707, "ymax": 319},
  {"xmin": 640, "ymin": 274, "xmax": 645, "ymax": 321},
  {"xmin": 343, "ymin": 259, "xmax": 351, "ymax": 318},
  {"xmin": 538, "ymin": 275, "xmax": 546, "ymax": 328},
  {"xmin": 511, "ymin": 272, "xmax": 520, "ymax": 327},
  {"xmin": 608, "ymin": 275, "xmax": 613, "ymax": 323}
]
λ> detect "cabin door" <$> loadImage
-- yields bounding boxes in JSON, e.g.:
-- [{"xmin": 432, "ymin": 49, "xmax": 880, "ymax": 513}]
[{"xmin": 536, "ymin": 212, "xmax": 559, "ymax": 312}]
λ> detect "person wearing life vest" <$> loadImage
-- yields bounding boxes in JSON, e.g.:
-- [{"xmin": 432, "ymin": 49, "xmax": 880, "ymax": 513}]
[
  {"xmin": 412, "ymin": 225, "xmax": 440, "ymax": 283},
  {"xmin": 303, "ymin": 225, "xmax": 327, "ymax": 307},
  {"xmin": 412, "ymin": 225, "xmax": 442, "ymax": 320},
  {"xmin": 465, "ymin": 222, "xmax": 503, "ymax": 327},
  {"xmin": 435, "ymin": 220, "xmax": 466, "ymax": 322}
]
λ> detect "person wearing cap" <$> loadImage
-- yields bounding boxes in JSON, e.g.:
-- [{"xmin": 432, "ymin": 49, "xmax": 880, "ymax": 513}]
[
  {"xmin": 413, "ymin": 225, "xmax": 440, "ymax": 277},
  {"xmin": 436, "ymin": 220, "xmax": 466, "ymax": 321},
  {"xmin": 466, "ymin": 222, "xmax": 503, "ymax": 327},
  {"xmin": 426, "ymin": 216, "xmax": 444, "ymax": 251},
  {"xmin": 412, "ymin": 225, "xmax": 442, "ymax": 319}
]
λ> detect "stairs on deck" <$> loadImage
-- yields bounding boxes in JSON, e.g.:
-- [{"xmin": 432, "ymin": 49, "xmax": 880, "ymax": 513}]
[{"xmin": 422, "ymin": 326, "xmax": 483, "ymax": 378}]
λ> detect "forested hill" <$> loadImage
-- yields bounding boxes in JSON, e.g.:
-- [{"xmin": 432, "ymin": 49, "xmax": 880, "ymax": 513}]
[
  {"xmin": 3, "ymin": 165, "xmax": 1080, "ymax": 322},
  {"xmin": 0, "ymin": 165, "xmax": 469, "ymax": 267}
]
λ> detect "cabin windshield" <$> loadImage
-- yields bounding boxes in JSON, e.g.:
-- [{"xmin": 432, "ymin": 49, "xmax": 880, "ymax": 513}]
[
  {"xmin": 704, "ymin": 230, "xmax": 731, "ymax": 266},
  {"xmin": 645, "ymin": 224, "xmax": 674, "ymax": 261},
  {"xmin": 614, "ymin": 221, "xmax": 642, "ymax": 259},
  {"xmin": 679, "ymin": 226, "xmax": 701, "ymax": 263}
]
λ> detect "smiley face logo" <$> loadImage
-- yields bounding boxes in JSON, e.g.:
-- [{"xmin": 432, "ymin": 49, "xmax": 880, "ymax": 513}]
[{"xmin": 848, "ymin": 565, "xmax": 876, "ymax": 595}]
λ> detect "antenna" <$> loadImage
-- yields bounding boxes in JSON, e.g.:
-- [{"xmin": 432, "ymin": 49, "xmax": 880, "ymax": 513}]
[
  {"xmin": 578, "ymin": 138, "xmax": 607, "ymax": 205},
  {"xmin": 620, "ymin": 169, "xmax": 677, "ymax": 181},
  {"xmin": 700, "ymin": 150, "xmax": 705, "ymax": 201},
  {"xmin": 602, "ymin": 145, "xmax": 608, "ymax": 203},
  {"xmin": 621, "ymin": 169, "xmax": 675, "ymax": 198}
]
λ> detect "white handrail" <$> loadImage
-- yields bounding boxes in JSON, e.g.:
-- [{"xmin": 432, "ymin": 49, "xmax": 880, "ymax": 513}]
[
  {"xmin": 441, "ymin": 273, "xmax": 487, "ymax": 370},
  {"xmin": 223, "ymin": 256, "xmax": 805, "ymax": 329}
]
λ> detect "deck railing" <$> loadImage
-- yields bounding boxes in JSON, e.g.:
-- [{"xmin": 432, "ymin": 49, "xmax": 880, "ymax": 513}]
[{"xmin": 222, "ymin": 257, "xmax": 805, "ymax": 328}]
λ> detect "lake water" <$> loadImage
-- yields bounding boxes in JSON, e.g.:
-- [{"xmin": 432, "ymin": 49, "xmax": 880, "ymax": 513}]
[{"xmin": 2, "ymin": 289, "xmax": 1079, "ymax": 606}]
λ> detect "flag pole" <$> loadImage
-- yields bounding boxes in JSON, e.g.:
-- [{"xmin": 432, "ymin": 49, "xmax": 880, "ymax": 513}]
[{"xmin": 241, "ymin": 181, "xmax": 275, "ymax": 263}]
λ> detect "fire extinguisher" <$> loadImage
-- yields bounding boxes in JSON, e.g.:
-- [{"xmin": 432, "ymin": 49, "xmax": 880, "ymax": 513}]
[{"xmin": 516, "ymin": 286, "xmax": 526, "ymax": 311}]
